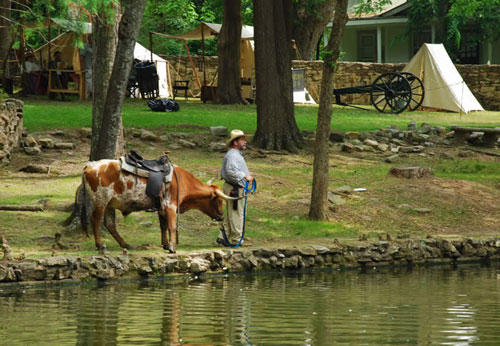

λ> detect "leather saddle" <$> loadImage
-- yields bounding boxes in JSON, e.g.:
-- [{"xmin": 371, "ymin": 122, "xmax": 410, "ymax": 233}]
[
  {"xmin": 120, "ymin": 150, "xmax": 174, "ymax": 211},
  {"xmin": 124, "ymin": 150, "xmax": 172, "ymax": 175}
]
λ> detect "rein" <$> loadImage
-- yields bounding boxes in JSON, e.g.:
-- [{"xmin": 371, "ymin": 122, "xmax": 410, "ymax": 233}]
[{"xmin": 221, "ymin": 179, "xmax": 257, "ymax": 248}]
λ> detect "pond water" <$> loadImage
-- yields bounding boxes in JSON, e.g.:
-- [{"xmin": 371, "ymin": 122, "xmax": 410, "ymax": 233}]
[{"xmin": 1, "ymin": 263, "xmax": 500, "ymax": 345}]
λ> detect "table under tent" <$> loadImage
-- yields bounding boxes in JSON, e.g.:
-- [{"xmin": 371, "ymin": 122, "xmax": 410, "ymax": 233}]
[{"xmin": 25, "ymin": 18, "xmax": 170, "ymax": 100}]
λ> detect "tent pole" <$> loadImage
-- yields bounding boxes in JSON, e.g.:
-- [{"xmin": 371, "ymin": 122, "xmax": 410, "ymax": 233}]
[
  {"xmin": 182, "ymin": 39, "xmax": 202, "ymax": 90},
  {"xmin": 48, "ymin": 14, "xmax": 51, "ymax": 66},
  {"xmin": 149, "ymin": 32, "xmax": 202, "ymax": 90},
  {"xmin": 149, "ymin": 31, "xmax": 153, "ymax": 62},
  {"xmin": 201, "ymin": 23, "xmax": 206, "ymax": 86}
]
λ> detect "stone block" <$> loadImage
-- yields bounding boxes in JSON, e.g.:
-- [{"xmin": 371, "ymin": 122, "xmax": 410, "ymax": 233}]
[{"xmin": 209, "ymin": 126, "xmax": 228, "ymax": 137}]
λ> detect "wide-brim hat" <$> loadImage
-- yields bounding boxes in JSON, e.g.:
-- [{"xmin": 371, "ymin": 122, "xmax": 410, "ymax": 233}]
[{"xmin": 226, "ymin": 129, "xmax": 245, "ymax": 148}]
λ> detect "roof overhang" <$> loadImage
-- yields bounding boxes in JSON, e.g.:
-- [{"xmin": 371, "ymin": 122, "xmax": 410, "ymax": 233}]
[{"xmin": 345, "ymin": 17, "xmax": 408, "ymax": 27}]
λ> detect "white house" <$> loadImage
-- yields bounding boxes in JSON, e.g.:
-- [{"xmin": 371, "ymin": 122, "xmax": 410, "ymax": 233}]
[{"xmin": 331, "ymin": 0, "xmax": 500, "ymax": 65}]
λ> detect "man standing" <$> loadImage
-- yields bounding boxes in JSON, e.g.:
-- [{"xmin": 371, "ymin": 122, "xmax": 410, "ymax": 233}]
[
  {"xmin": 80, "ymin": 36, "xmax": 93, "ymax": 97},
  {"xmin": 217, "ymin": 129, "xmax": 254, "ymax": 246}
]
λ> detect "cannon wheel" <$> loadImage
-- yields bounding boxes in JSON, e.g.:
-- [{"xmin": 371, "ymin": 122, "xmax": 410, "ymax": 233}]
[
  {"xmin": 400, "ymin": 72, "xmax": 425, "ymax": 111},
  {"xmin": 370, "ymin": 72, "xmax": 411, "ymax": 114}
]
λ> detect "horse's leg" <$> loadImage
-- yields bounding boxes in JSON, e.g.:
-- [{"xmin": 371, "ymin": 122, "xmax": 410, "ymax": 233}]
[
  {"xmin": 103, "ymin": 207, "xmax": 130, "ymax": 249},
  {"xmin": 91, "ymin": 206, "xmax": 105, "ymax": 252},
  {"xmin": 158, "ymin": 211, "xmax": 169, "ymax": 250},
  {"xmin": 165, "ymin": 207, "xmax": 177, "ymax": 253}
]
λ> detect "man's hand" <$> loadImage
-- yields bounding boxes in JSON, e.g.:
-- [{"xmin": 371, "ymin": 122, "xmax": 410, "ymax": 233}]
[{"xmin": 245, "ymin": 175, "xmax": 254, "ymax": 182}]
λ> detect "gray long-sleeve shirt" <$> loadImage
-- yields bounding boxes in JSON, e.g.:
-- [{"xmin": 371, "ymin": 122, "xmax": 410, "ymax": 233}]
[
  {"xmin": 80, "ymin": 43, "xmax": 93, "ymax": 71},
  {"xmin": 221, "ymin": 148, "xmax": 250, "ymax": 187}
]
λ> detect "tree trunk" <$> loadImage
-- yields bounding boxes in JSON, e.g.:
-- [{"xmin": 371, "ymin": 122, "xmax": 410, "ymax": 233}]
[
  {"xmin": 217, "ymin": 0, "xmax": 246, "ymax": 104},
  {"xmin": 95, "ymin": 0, "xmax": 147, "ymax": 160},
  {"xmin": 0, "ymin": 0, "xmax": 12, "ymax": 89},
  {"xmin": 64, "ymin": 0, "xmax": 146, "ymax": 232},
  {"xmin": 292, "ymin": 0, "xmax": 336, "ymax": 61},
  {"xmin": 90, "ymin": 7, "xmax": 119, "ymax": 160},
  {"xmin": 308, "ymin": 0, "xmax": 349, "ymax": 221},
  {"xmin": 252, "ymin": 0, "xmax": 304, "ymax": 153}
]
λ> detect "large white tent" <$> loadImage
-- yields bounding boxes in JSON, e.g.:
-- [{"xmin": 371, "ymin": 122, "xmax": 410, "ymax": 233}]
[
  {"xmin": 133, "ymin": 43, "xmax": 170, "ymax": 98},
  {"xmin": 403, "ymin": 43, "xmax": 483, "ymax": 113}
]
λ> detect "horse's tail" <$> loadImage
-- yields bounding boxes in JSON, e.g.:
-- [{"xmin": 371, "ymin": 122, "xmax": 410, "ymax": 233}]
[{"xmin": 80, "ymin": 171, "xmax": 89, "ymax": 237}]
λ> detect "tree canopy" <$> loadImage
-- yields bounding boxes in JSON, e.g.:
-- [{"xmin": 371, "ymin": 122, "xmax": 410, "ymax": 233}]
[{"xmin": 408, "ymin": 0, "xmax": 500, "ymax": 61}]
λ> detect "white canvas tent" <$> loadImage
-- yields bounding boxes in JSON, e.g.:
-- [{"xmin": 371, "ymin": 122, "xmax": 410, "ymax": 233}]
[
  {"xmin": 133, "ymin": 43, "xmax": 170, "ymax": 98},
  {"xmin": 403, "ymin": 43, "xmax": 483, "ymax": 113}
]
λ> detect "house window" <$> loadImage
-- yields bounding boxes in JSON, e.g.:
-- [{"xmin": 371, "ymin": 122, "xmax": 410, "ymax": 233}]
[
  {"xmin": 412, "ymin": 27, "xmax": 432, "ymax": 55},
  {"xmin": 358, "ymin": 30, "xmax": 377, "ymax": 62}
]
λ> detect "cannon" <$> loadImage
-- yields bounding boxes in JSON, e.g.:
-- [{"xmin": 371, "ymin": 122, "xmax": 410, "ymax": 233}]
[{"xmin": 333, "ymin": 72, "xmax": 425, "ymax": 114}]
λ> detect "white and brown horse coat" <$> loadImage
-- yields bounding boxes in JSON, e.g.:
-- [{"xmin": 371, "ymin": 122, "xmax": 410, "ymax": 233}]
[{"xmin": 82, "ymin": 159, "xmax": 226, "ymax": 253}]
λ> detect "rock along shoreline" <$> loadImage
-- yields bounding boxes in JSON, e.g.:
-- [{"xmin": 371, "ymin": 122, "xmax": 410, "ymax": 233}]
[{"xmin": 1, "ymin": 237, "xmax": 500, "ymax": 287}]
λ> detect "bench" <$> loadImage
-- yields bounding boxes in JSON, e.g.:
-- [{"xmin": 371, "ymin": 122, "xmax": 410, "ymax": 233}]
[
  {"xmin": 450, "ymin": 126, "xmax": 500, "ymax": 147},
  {"xmin": 173, "ymin": 80, "xmax": 189, "ymax": 100}
]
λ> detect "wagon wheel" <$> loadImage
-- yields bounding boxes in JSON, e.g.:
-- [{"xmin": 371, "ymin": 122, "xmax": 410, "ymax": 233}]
[
  {"xmin": 370, "ymin": 72, "xmax": 411, "ymax": 114},
  {"xmin": 400, "ymin": 72, "xmax": 425, "ymax": 111}
]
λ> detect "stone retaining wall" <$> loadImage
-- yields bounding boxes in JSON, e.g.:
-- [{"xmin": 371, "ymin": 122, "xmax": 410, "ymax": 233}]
[
  {"xmin": 166, "ymin": 56, "xmax": 500, "ymax": 110},
  {"xmin": 2, "ymin": 238, "xmax": 499, "ymax": 285},
  {"xmin": 0, "ymin": 99, "xmax": 23, "ymax": 165}
]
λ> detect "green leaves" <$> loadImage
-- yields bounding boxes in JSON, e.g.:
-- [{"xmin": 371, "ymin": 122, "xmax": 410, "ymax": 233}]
[
  {"xmin": 408, "ymin": 0, "xmax": 500, "ymax": 53},
  {"xmin": 353, "ymin": 0, "xmax": 393, "ymax": 16}
]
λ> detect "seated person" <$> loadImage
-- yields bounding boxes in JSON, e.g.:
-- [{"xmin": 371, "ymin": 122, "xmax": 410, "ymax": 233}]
[
  {"xmin": 24, "ymin": 54, "xmax": 40, "ymax": 74},
  {"xmin": 48, "ymin": 51, "xmax": 68, "ymax": 90},
  {"xmin": 21, "ymin": 55, "xmax": 42, "ymax": 94}
]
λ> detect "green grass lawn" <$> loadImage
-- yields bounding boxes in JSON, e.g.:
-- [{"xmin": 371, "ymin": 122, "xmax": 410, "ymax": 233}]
[
  {"xmin": 22, "ymin": 96, "xmax": 500, "ymax": 133},
  {"xmin": 2, "ymin": 96, "xmax": 499, "ymax": 256}
]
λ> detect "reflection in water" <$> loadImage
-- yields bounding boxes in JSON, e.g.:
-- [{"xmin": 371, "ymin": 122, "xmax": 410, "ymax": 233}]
[{"xmin": 1, "ymin": 263, "xmax": 500, "ymax": 345}]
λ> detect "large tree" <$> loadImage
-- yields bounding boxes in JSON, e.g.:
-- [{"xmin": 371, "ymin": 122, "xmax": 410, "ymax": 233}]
[
  {"xmin": 252, "ymin": 0, "xmax": 304, "ymax": 152},
  {"xmin": 308, "ymin": 0, "xmax": 349, "ymax": 220},
  {"xmin": 64, "ymin": 0, "xmax": 146, "ymax": 231},
  {"xmin": 216, "ymin": 0, "xmax": 246, "ymax": 104},
  {"xmin": 90, "ymin": 2, "xmax": 119, "ymax": 160},
  {"xmin": 0, "ymin": 0, "xmax": 13, "ymax": 92},
  {"xmin": 292, "ymin": 0, "xmax": 336, "ymax": 61},
  {"xmin": 93, "ymin": 0, "xmax": 146, "ymax": 159}
]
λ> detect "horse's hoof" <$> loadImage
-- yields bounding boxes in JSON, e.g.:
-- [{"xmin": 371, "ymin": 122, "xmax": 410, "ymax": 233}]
[{"xmin": 168, "ymin": 245, "xmax": 176, "ymax": 254}]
